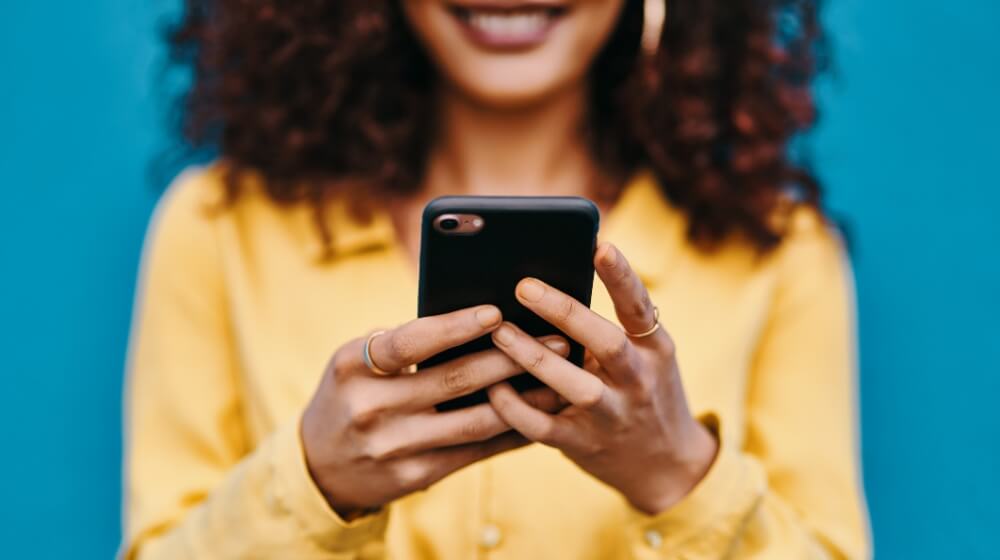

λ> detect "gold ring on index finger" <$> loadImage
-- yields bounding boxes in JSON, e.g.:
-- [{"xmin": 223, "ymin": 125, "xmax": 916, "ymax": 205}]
[
  {"xmin": 623, "ymin": 306, "xmax": 661, "ymax": 338},
  {"xmin": 363, "ymin": 330, "xmax": 418, "ymax": 376}
]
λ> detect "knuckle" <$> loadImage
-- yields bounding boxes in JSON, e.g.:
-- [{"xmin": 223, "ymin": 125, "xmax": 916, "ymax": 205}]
[
  {"xmin": 633, "ymin": 375, "xmax": 657, "ymax": 403},
  {"xmin": 459, "ymin": 415, "xmax": 493, "ymax": 441},
  {"xmin": 628, "ymin": 364, "xmax": 657, "ymax": 394},
  {"xmin": 330, "ymin": 347, "xmax": 356, "ymax": 378},
  {"xmin": 535, "ymin": 419, "xmax": 558, "ymax": 445},
  {"xmin": 527, "ymin": 349, "xmax": 547, "ymax": 371},
  {"xmin": 576, "ymin": 384, "xmax": 605, "ymax": 410},
  {"xmin": 441, "ymin": 364, "xmax": 473, "ymax": 395},
  {"xmin": 394, "ymin": 462, "xmax": 431, "ymax": 490},
  {"xmin": 490, "ymin": 390, "xmax": 514, "ymax": 414},
  {"xmin": 363, "ymin": 438, "xmax": 396, "ymax": 461},
  {"xmin": 632, "ymin": 292, "xmax": 653, "ymax": 318},
  {"xmin": 602, "ymin": 335, "xmax": 631, "ymax": 363},
  {"xmin": 582, "ymin": 439, "xmax": 605, "ymax": 456},
  {"xmin": 348, "ymin": 400, "xmax": 384, "ymax": 430},
  {"xmin": 556, "ymin": 297, "xmax": 578, "ymax": 323}
]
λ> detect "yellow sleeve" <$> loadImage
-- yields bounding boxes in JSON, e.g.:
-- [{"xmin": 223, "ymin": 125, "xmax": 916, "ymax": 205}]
[
  {"xmin": 625, "ymin": 212, "xmax": 871, "ymax": 559},
  {"xmin": 120, "ymin": 170, "xmax": 389, "ymax": 560}
]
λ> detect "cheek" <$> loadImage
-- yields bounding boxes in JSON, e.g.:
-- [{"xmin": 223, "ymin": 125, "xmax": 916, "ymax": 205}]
[{"xmin": 403, "ymin": 0, "xmax": 627, "ymax": 108}]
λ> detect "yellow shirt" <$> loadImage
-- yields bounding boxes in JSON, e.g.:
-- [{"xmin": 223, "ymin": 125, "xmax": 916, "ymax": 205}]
[{"xmin": 122, "ymin": 168, "xmax": 870, "ymax": 559}]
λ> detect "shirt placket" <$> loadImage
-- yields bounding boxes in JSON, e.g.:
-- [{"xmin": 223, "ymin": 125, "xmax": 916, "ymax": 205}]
[{"xmin": 475, "ymin": 460, "xmax": 504, "ymax": 558}]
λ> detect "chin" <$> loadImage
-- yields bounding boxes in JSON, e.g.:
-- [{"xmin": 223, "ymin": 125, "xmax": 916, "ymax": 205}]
[
  {"xmin": 446, "ymin": 58, "xmax": 580, "ymax": 109},
  {"xmin": 403, "ymin": 0, "xmax": 625, "ymax": 110}
]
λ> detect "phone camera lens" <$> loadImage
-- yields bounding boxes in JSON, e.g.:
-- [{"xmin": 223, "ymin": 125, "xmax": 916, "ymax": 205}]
[{"xmin": 440, "ymin": 218, "xmax": 460, "ymax": 231}]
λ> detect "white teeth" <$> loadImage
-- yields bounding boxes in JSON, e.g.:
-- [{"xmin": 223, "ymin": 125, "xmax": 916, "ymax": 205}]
[{"xmin": 467, "ymin": 10, "xmax": 550, "ymax": 39}]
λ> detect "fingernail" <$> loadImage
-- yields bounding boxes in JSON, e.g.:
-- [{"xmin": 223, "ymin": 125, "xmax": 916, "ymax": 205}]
[
  {"xmin": 517, "ymin": 278, "xmax": 545, "ymax": 302},
  {"xmin": 476, "ymin": 306, "xmax": 501, "ymax": 328},
  {"xmin": 493, "ymin": 323, "xmax": 515, "ymax": 345},
  {"xmin": 600, "ymin": 245, "xmax": 617, "ymax": 267},
  {"xmin": 543, "ymin": 338, "xmax": 570, "ymax": 355}
]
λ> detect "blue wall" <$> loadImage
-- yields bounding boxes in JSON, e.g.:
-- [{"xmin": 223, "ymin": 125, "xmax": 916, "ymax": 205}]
[
  {"xmin": 815, "ymin": 1, "xmax": 1000, "ymax": 557},
  {"xmin": 1, "ymin": 2, "xmax": 169, "ymax": 556},
  {"xmin": 1, "ymin": 1, "xmax": 997, "ymax": 557}
]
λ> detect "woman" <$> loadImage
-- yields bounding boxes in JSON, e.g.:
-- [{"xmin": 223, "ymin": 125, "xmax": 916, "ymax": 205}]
[{"xmin": 122, "ymin": 0, "xmax": 870, "ymax": 558}]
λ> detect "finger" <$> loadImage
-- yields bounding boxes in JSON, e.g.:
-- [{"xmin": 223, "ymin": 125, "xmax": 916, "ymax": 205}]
[
  {"xmin": 432, "ymin": 430, "xmax": 532, "ymax": 476},
  {"xmin": 404, "ymin": 386, "xmax": 567, "ymax": 453},
  {"xmin": 374, "ymin": 402, "xmax": 513, "ymax": 459},
  {"xmin": 519, "ymin": 386, "xmax": 568, "ymax": 413},
  {"xmin": 594, "ymin": 243, "xmax": 664, "ymax": 346},
  {"xmin": 487, "ymin": 382, "xmax": 591, "ymax": 453},
  {"xmin": 492, "ymin": 322, "xmax": 611, "ymax": 412},
  {"xmin": 386, "ymin": 336, "xmax": 570, "ymax": 410},
  {"xmin": 515, "ymin": 277, "xmax": 639, "ymax": 375},
  {"xmin": 367, "ymin": 384, "xmax": 570, "ymax": 461},
  {"xmin": 392, "ymin": 431, "xmax": 531, "ymax": 494},
  {"xmin": 368, "ymin": 305, "xmax": 503, "ymax": 373}
]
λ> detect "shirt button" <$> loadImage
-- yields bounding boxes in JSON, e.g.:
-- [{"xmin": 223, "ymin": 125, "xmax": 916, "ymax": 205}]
[
  {"xmin": 480, "ymin": 524, "xmax": 502, "ymax": 549},
  {"xmin": 644, "ymin": 529, "xmax": 664, "ymax": 549}
]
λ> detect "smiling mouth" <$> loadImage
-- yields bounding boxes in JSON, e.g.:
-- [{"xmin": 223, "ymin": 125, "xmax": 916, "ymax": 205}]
[{"xmin": 448, "ymin": 4, "xmax": 569, "ymax": 50}]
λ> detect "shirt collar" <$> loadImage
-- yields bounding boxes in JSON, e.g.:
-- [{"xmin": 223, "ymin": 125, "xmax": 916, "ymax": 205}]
[
  {"xmin": 310, "ymin": 172, "xmax": 684, "ymax": 285},
  {"xmin": 304, "ymin": 198, "xmax": 398, "ymax": 261}
]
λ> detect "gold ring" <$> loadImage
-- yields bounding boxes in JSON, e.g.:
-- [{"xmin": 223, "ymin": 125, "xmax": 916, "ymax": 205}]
[
  {"xmin": 363, "ymin": 331, "xmax": 392, "ymax": 375},
  {"xmin": 363, "ymin": 331, "xmax": 417, "ymax": 376},
  {"xmin": 624, "ymin": 306, "xmax": 661, "ymax": 338}
]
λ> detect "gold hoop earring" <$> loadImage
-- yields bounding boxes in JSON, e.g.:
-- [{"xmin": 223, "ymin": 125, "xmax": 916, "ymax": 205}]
[{"xmin": 641, "ymin": 0, "xmax": 667, "ymax": 56}]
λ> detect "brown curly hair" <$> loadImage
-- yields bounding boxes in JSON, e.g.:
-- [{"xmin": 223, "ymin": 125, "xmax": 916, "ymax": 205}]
[{"xmin": 169, "ymin": 0, "xmax": 827, "ymax": 252}]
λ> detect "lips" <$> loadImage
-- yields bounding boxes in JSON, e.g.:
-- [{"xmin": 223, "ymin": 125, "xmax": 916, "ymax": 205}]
[{"xmin": 448, "ymin": 3, "xmax": 569, "ymax": 50}]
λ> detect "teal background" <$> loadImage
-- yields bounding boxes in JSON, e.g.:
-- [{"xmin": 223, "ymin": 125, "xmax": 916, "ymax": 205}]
[{"xmin": 1, "ymin": 1, "xmax": 997, "ymax": 557}]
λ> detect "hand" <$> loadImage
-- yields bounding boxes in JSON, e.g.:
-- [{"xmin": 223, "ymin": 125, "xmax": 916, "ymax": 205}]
[
  {"xmin": 301, "ymin": 305, "xmax": 569, "ymax": 517},
  {"xmin": 486, "ymin": 243, "xmax": 719, "ymax": 515}
]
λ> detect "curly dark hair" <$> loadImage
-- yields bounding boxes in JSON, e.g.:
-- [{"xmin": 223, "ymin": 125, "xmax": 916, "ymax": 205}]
[{"xmin": 169, "ymin": 0, "xmax": 827, "ymax": 252}]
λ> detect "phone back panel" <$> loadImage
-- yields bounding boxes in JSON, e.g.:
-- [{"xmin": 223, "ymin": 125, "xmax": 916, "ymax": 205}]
[{"xmin": 418, "ymin": 196, "xmax": 599, "ymax": 411}]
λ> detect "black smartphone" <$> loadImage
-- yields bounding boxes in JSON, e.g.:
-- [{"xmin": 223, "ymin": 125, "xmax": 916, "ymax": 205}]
[{"xmin": 417, "ymin": 196, "xmax": 599, "ymax": 411}]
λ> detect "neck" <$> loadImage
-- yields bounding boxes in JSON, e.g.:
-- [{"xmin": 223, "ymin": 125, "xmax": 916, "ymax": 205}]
[{"xmin": 421, "ymin": 84, "xmax": 601, "ymax": 199}]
